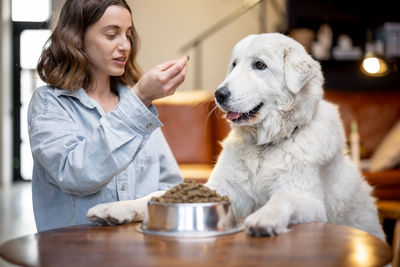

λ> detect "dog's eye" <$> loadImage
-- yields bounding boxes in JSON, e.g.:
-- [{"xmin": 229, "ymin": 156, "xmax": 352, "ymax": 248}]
[
  {"xmin": 254, "ymin": 61, "xmax": 267, "ymax": 70},
  {"xmin": 232, "ymin": 61, "xmax": 236, "ymax": 68}
]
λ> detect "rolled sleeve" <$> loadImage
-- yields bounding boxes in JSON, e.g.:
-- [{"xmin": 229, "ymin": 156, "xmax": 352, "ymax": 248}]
[{"xmin": 115, "ymin": 87, "xmax": 162, "ymax": 135}]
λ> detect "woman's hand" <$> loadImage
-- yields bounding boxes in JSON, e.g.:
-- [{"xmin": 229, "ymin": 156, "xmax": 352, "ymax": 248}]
[{"xmin": 133, "ymin": 56, "xmax": 189, "ymax": 107}]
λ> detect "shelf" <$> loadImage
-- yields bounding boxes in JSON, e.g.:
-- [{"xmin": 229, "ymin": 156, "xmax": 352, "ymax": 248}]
[
  {"xmin": 286, "ymin": 0, "xmax": 400, "ymax": 91},
  {"xmin": 320, "ymin": 60, "xmax": 400, "ymax": 91}
]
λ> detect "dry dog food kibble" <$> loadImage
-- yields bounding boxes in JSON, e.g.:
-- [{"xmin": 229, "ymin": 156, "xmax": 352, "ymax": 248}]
[{"xmin": 151, "ymin": 180, "xmax": 230, "ymax": 203}]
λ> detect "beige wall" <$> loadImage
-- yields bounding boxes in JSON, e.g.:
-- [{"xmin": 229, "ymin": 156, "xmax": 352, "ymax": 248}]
[{"xmin": 130, "ymin": 0, "xmax": 286, "ymax": 91}]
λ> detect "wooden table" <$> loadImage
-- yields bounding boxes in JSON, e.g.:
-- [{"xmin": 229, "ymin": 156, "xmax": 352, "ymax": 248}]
[{"xmin": 0, "ymin": 222, "xmax": 391, "ymax": 267}]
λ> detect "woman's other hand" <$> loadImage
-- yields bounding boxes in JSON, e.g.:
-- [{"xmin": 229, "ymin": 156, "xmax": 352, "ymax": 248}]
[{"xmin": 134, "ymin": 56, "xmax": 189, "ymax": 106}]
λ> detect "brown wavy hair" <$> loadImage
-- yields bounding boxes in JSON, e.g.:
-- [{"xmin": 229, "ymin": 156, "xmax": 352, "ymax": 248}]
[{"xmin": 37, "ymin": 0, "xmax": 142, "ymax": 90}]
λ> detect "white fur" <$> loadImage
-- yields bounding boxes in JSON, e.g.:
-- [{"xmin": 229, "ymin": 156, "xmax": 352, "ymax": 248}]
[{"xmin": 87, "ymin": 33, "xmax": 385, "ymax": 241}]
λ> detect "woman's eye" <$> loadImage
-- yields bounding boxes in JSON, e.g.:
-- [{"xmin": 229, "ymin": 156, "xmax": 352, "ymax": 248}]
[
  {"xmin": 105, "ymin": 33, "xmax": 116, "ymax": 39},
  {"xmin": 254, "ymin": 61, "xmax": 267, "ymax": 70}
]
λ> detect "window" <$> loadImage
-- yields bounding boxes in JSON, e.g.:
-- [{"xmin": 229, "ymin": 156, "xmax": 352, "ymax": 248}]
[
  {"xmin": 12, "ymin": 0, "xmax": 51, "ymax": 180},
  {"xmin": 12, "ymin": 0, "xmax": 51, "ymax": 22},
  {"xmin": 19, "ymin": 30, "xmax": 51, "ymax": 180}
]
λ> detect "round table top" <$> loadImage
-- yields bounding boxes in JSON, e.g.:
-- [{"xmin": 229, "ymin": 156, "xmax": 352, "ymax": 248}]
[{"xmin": 0, "ymin": 222, "xmax": 392, "ymax": 267}]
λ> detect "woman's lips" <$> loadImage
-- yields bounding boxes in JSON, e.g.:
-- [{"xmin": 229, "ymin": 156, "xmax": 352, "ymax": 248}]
[{"xmin": 113, "ymin": 57, "xmax": 126, "ymax": 66}]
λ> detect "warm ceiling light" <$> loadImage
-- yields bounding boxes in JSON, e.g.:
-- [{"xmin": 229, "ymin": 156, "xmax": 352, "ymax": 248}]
[
  {"xmin": 361, "ymin": 52, "xmax": 389, "ymax": 77},
  {"xmin": 362, "ymin": 57, "xmax": 380, "ymax": 73}
]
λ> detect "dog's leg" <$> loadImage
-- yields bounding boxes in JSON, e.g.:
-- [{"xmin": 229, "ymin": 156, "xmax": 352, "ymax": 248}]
[
  {"xmin": 206, "ymin": 178, "xmax": 255, "ymax": 220},
  {"xmin": 87, "ymin": 191, "xmax": 165, "ymax": 225},
  {"xmin": 244, "ymin": 192, "xmax": 327, "ymax": 236}
]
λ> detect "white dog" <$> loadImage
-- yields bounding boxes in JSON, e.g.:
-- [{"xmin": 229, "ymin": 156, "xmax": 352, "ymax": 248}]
[{"xmin": 87, "ymin": 33, "xmax": 385, "ymax": 241}]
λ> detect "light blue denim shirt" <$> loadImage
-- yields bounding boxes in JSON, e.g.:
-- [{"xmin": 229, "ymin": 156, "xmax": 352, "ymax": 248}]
[{"xmin": 28, "ymin": 83, "xmax": 183, "ymax": 232}]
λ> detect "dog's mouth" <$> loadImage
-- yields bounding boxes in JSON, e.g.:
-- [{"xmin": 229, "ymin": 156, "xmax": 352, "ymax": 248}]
[{"xmin": 226, "ymin": 102, "xmax": 264, "ymax": 122}]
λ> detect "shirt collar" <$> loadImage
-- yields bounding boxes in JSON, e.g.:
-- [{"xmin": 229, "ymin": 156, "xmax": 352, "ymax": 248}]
[{"xmin": 53, "ymin": 83, "xmax": 129, "ymax": 110}]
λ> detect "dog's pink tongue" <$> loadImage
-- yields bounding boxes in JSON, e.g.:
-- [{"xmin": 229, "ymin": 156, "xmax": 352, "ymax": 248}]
[{"xmin": 226, "ymin": 111, "xmax": 242, "ymax": 120}]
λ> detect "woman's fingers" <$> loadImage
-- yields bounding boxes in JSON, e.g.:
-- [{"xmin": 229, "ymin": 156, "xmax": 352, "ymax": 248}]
[
  {"xmin": 164, "ymin": 58, "xmax": 186, "ymax": 79},
  {"xmin": 157, "ymin": 59, "xmax": 179, "ymax": 71},
  {"xmin": 157, "ymin": 55, "xmax": 188, "ymax": 71},
  {"xmin": 133, "ymin": 56, "xmax": 189, "ymax": 106},
  {"xmin": 162, "ymin": 56, "xmax": 188, "ymax": 73},
  {"xmin": 165, "ymin": 65, "xmax": 188, "ymax": 95},
  {"xmin": 157, "ymin": 56, "xmax": 188, "ymax": 93}
]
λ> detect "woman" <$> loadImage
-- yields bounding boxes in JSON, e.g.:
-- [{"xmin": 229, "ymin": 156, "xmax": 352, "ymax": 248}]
[{"xmin": 29, "ymin": 0, "xmax": 188, "ymax": 231}]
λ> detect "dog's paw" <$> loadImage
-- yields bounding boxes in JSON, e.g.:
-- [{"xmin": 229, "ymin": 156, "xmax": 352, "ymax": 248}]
[
  {"xmin": 87, "ymin": 201, "xmax": 144, "ymax": 225},
  {"xmin": 244, "ymin": 208, "xmax": 290, "ymax": 237}
]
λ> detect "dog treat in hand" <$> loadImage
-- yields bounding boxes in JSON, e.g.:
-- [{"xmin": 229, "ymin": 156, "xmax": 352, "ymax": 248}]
[{"xmin": 151, "ymin": 180, "xmax": 230, "ymax": 203}]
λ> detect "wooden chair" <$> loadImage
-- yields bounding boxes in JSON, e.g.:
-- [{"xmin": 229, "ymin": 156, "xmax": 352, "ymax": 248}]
[{"xmin": 377, "ymin": 200, "xmax": 400, "ymax": 267}]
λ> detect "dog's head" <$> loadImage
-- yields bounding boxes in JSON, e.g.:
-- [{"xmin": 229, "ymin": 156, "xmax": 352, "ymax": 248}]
[{"xmin": 215, "ymin": 33, "xmax": 324, "ymax": 145}]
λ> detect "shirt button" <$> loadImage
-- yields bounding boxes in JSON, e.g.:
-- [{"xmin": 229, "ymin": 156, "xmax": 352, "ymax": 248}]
[
  {"xmin": 121, "ymin": 185, "xmax": 126, "ymax": 191},
  {"xmin": 146, "ymin": 123, "xmax": 153, "ymax": 130}
]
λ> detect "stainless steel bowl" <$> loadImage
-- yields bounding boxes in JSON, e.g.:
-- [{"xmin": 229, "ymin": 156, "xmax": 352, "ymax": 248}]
[{"xmin": 137, "ymin": 200, "xmax": 242, "ymax": 237}]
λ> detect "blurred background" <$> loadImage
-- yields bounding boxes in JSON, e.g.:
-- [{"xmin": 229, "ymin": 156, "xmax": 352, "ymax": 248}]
[{"xmin": 1, "ymin": 0, "xmax": 400, "ymax": 265}]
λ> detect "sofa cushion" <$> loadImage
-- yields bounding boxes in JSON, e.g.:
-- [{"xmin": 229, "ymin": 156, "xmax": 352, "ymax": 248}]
[
  {"xmin": 324, "ymin": 90, "xmax": 400, "ymax": 157},
  {"xmin": 154, "ymin": 91, "xmax": 214, "ymax": 164},
  {"xmin": 370, "ymin": 120, "xmax": 400, "ymax": 172},
  {"xmin": 363, "ymin": 170, "xmax": 400, "ymax": 200}
]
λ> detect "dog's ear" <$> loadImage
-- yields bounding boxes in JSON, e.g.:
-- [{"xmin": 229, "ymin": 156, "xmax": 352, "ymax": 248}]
[{"xmin": 283, "ymin": 47, "xmax": 320, "ymax": 94}]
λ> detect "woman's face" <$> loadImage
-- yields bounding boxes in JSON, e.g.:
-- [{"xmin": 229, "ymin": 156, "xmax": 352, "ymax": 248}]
[{"xmin": 83, "ymin": 5, "xmax": 132, "ymax": 81}]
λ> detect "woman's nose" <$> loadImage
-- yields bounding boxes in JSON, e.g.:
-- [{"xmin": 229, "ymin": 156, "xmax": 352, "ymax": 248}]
[{"xmin": 118, "ymin": 36, "xmax": 130, "ymax": 51}]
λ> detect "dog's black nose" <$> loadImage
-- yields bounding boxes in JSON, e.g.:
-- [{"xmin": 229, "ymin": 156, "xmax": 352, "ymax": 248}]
[{"xmin": 215, "ymin": 87, "xmax": 230, "ymax": 104}]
